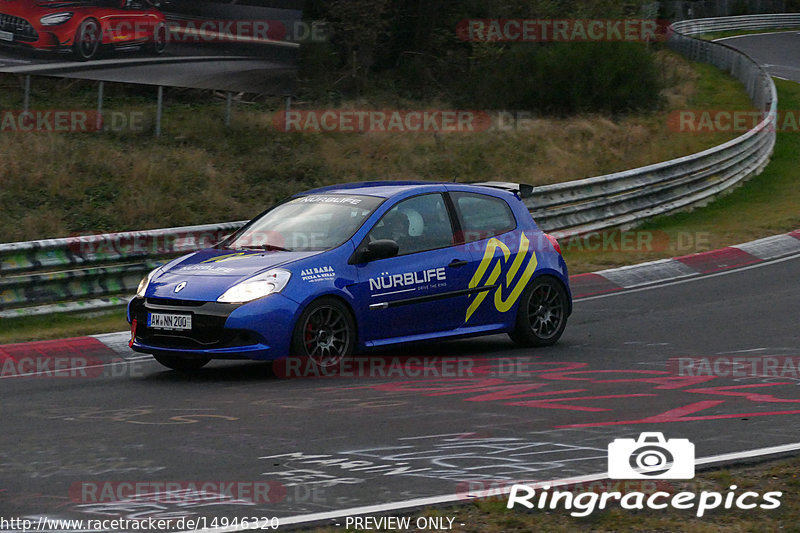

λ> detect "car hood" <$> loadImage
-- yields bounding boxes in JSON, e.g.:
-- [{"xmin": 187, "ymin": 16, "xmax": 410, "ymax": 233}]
[
  {"xmin": 147, "ymin": 248, "xmax": 320, "ymax": 300},
  {"xmin": 0, "ymin": 1, "xmax": 101, "ymax": 15}
]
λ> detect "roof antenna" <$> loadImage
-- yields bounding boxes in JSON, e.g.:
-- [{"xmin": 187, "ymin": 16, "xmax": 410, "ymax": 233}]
[{"xmin": 451, "ymin": 176, "xmax": 458, "ymax": 183}]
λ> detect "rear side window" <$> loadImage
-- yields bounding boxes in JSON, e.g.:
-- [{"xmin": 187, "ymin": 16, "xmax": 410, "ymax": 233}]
[{"xmin": 451, "ymin": 192, "xmax": 517, "ymax": 243}]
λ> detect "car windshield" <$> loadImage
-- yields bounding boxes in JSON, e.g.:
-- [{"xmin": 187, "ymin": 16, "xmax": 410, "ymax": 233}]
[{"xmin": 225, "ymin": 194, "xmax": 384, "ymax": 252}]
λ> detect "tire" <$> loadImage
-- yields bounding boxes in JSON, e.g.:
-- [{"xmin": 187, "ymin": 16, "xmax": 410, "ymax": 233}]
[
  {"xmin": 73, "ymin": 19, "xmax": 101, "ymax": 61},
  {"xmin": 152, "ymin": 353, "xmax": 210, "ymax": 371},
  {"xmin": 149, "ymin": 22, "xmax": 168, "ymax": 55},
  {"xmin": 291, "ymin": 297, "xmax": 356, "ymax": 368},
  {"xmin": 509, "ymin": 276, "xmax": 568, "ymax": 347}
]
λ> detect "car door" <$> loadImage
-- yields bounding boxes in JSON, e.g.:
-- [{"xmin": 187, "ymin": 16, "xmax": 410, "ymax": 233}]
[
  {"xmin": 350, "ymin": 192, "xmax": 475, "ymax": 345},
  {"xmin": 449, "ymin": 190, "xmax": 537, "ymax": 328}
]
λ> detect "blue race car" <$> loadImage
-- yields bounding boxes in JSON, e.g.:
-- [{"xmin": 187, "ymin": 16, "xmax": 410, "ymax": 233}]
[{"xmin": 128, "ymin": 181, "xmax": 572, "ymax": 371}]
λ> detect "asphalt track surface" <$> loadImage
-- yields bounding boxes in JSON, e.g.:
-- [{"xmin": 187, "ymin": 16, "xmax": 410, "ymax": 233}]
[
  {"xmin": 0, "ymin": 41, "xmax": 298, "ymax": 93},
  {"xmin": 1, "ymin": 33, "xmax": 800, "ymax": 530},
  {"xmin": 2, "ymin": 251, "xmax": 799, "ymax": 528},
  {"xmin": 716, "ymin": 31, "xmax": 800, "ymax": 83}
]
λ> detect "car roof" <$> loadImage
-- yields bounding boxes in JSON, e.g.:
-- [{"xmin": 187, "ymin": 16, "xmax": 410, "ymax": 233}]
[{"xmin": 298, "ymin": 181, "xmax": 520, "ymax": 199}]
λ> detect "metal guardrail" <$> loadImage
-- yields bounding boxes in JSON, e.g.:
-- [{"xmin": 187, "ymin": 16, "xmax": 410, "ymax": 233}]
[
  {"xmin": 0, "ymin": 14, "xmax": 793, "ymax": 317},
  {"xmin": 526, "ymin": 13, "xmax": 788, "ymax": 237},
  {"xmin": 0, "ymin": 222, "xmax": 245, "ymax": 317}
]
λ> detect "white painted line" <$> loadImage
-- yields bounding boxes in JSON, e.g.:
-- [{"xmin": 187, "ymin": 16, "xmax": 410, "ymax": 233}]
[
  {"xmin": 576, "ymin": 251, "xmax": 800, "ymax": 302},
  {"xmin": 0, "ymin": 358, "xmax": 148, "ymax": 380},
  {"xmin": 0, "ymin": 55, "xmax": 253, "ymax": 74},
  {"xmin": 713, "ymin": 29, "xmax": 800, "ymax": 42},
  {"xmin": 189, "ymin": 440, "xmax": 800, "ymax": 532}
]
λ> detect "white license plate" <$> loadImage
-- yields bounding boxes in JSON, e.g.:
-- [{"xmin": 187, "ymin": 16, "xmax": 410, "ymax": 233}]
[
  {"xmin": 0, "ymin": 31, "xmax": 13, "ymax": 42},
  {"xmin": 148, "ymin": 313, "xmax": 192, "ymax": 331}
]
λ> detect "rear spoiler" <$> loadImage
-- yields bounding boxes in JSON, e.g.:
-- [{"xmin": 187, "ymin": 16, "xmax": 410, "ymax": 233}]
[{"xmin": 468, "ymin": 181, "xmax": 534, "ymax": 199}]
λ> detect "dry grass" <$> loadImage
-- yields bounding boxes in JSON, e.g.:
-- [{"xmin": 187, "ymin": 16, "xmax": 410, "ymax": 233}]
[{"xmin": 0, "ymin": 50, "xmax": 749, "ymax": 243}]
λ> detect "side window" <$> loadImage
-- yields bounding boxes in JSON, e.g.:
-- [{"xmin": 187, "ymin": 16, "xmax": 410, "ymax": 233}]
[
  {"xmin": 452, "ymin": 192, "xmax": 517, "ymax": 243},
  {"xmin": 365, "ymin": 193, "xmax": 454, "ymax": 255}
]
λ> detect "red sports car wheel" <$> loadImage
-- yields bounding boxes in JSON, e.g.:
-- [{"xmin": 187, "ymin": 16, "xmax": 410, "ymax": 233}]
[{"xmin": 73, "ymin": 18, "xmax": 101, "ymax": 61}]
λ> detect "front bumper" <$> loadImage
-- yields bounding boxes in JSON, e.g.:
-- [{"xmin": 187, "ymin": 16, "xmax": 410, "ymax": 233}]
[{"xmin": 128, "ymin": 293, "xmax": 299, "ymax": 361}]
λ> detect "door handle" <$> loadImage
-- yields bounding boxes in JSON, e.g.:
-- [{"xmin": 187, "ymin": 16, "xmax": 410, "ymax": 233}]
[{"xmin": 448, "ymin": 259, "xmax": 468, "ymax": 268}]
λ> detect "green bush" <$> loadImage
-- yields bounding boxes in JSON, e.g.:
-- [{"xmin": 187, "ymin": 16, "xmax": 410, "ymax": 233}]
[{"xmin": 459, "ymin": 42, "xmax": 664, "ymax": 114}]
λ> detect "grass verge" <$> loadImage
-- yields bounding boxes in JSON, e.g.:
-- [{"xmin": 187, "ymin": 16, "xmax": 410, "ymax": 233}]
[
  {"xmin": 0, "ymin": 51, "xmax": 743, "ymax": 243},
  {"xmin": 0, "ymin": 309, "xmax": 128, "ymax": 344},
  {"xmin": 562, "ymin": 78, "xmax": 800, "ymax": 274}
]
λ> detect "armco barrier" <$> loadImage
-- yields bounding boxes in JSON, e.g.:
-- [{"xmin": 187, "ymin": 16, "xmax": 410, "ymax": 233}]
[
  {"xmin": 1, "ymin": 14, "xmax": 794, "ymax": 317},
  {"xmin": 0, "ymin": 222, "xmax": 245, "ymax": 317}
]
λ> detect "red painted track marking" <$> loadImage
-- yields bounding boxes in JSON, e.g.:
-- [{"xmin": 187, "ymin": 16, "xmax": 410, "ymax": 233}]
[
  {"xmin": 674, "ymin": 247, "xmax": 762, "ymax": 274},
  {"xmin": 568, "ymin": 273, "xmax": 623, "ymax": 298}
]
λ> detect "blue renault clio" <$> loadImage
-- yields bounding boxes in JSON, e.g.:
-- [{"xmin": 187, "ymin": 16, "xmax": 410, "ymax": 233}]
[{"xmin": 128, "ymin": 181, "xmax": 572, "ymax": 370}]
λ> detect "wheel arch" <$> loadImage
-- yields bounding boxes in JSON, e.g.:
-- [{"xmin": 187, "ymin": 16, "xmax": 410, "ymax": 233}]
[
  {"xmin": 530, "ymin": 271, "xmax": 573, "ymax": 317},
  {"xmin": 294, "ymin": 292, "xmax": 361, "ymax": 347}
]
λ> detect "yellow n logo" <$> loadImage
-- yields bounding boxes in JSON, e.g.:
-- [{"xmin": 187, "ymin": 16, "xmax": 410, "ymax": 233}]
[{"xmin": 465, "ymin": 233, "xmax": 538, "ymax": 323}]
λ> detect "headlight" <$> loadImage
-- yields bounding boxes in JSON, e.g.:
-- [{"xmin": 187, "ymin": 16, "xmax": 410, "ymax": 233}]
[
  {"xmin": 136, "ymin": 268, "xmax": 161, "ymax": 298},
  {"xmin": 217, "ymin": 269, "xmax": 291, "ymax": 304},
  {"xmin": 40, "ymin": 12, "xmax": 73, "ymax": 26}
]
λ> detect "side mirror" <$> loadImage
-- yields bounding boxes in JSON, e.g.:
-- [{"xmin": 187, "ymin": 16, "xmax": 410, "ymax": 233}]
[{"xmin": 351, "ymin": 239, "xmax": 399, "ymax": 264}]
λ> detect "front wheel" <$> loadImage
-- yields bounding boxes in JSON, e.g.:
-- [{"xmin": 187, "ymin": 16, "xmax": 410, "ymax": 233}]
[
  {"xmin": 149, "ymin": 22, "xmax": 168, "ymax": 55},
  {"xmin": 291, "ymin": 297, "xmax": 356, "ymax": 368},
  {"xmin": 509, "ymin": 277, "xmax": 568, "ymax": 347},
  {"xmin": 152, "ymin": 353, "xmax": 210, "ymax": 371},
  {"xmin": 73, "ymin": 19, "xmax": 101, "ymax": 61}
]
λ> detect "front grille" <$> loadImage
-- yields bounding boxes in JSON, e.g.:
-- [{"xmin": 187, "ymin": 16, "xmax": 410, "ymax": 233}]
[
  {"xmin": 131, "ymin": 298, "xmax": 257, "ymax": 351},
  {"xmin": 146, "ymin": 297, "xmax": 206, "ymax": 308},
  {"xmin": 0, "ymin": 14, "xmax": 38, "ymax": 42}
]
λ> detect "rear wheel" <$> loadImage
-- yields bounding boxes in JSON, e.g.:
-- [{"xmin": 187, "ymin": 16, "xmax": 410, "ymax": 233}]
[
  {"xmin": 152, "ymin": 353, "xmax": 210, "ymax": 371},
  {"xmin": 509, "ymin": 277, "xmax": 568, "ymax": 347},
  {"xmin": 73, "ymin": 19, "xmax": 101, "ymax": 61},
  {"xmin": 291, "ymin": 297, "xmax": 355, "ymax": 368}
]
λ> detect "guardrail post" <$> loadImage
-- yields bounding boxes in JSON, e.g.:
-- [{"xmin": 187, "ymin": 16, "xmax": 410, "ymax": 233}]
[
  {"xmin": 22, "ymin": 75, "xmax": 30, "ymax": 112},
  {"xmin": 225, "ymin": 92, "xmax": 233, "ymax": 127},
  {"xmin": 155, "ymin": 85, "xmax": 163, "ymax": 137},
  {"xmin": 96, "ymin": 81, "xmax": 104, "ymax": 133}
]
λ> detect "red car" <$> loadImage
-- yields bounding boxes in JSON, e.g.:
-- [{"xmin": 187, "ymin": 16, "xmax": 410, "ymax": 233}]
[{"xmin": 0, "ymin": 0, "xmax": 168, "ymax": 61}]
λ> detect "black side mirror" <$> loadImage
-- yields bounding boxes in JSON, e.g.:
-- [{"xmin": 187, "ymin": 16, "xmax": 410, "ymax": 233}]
[{"xmin": 350, "ymin": 239, "xmax": 399, "ymax": 264}]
